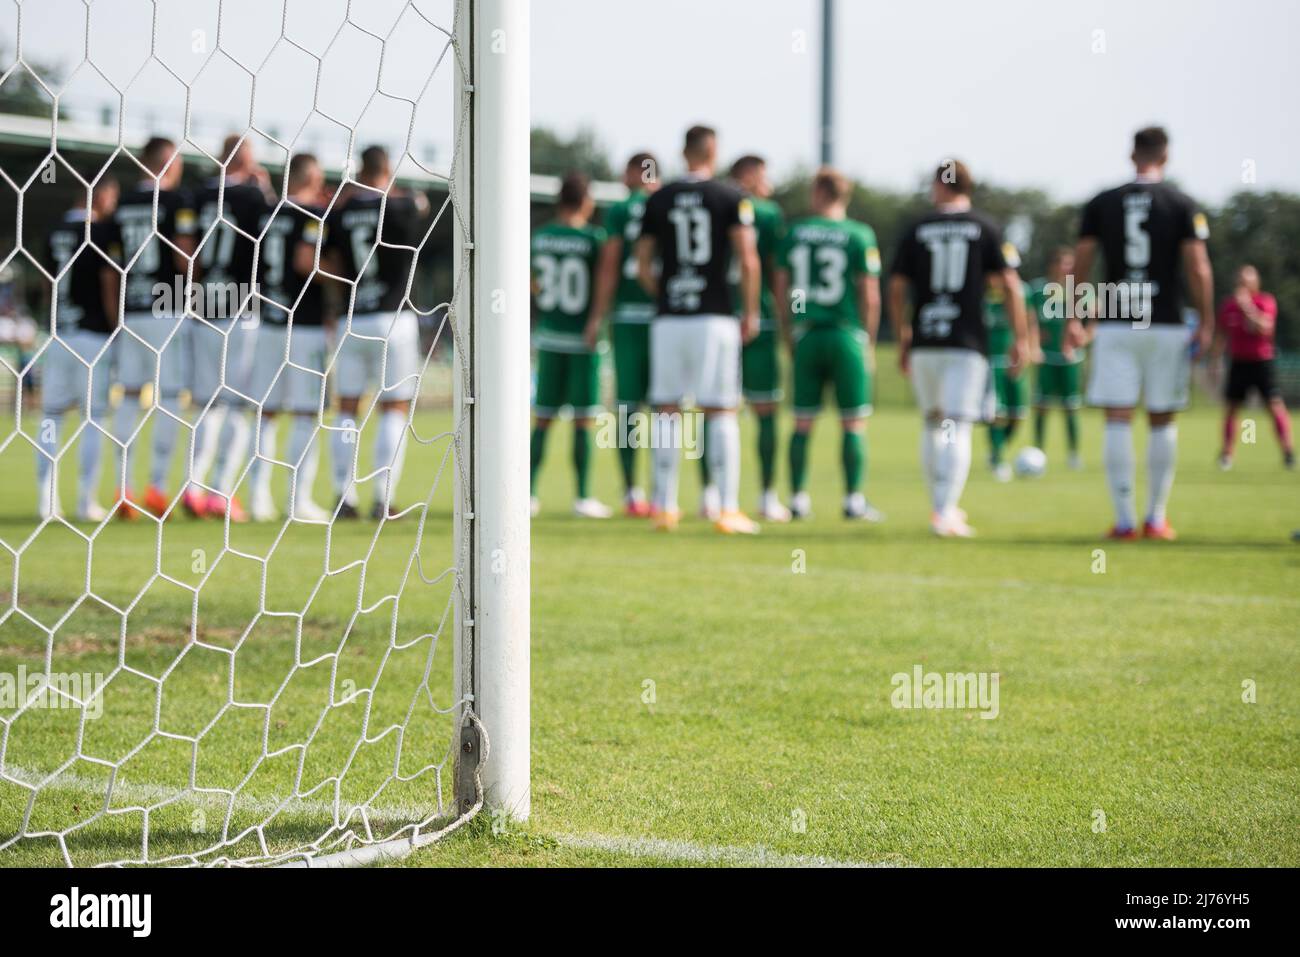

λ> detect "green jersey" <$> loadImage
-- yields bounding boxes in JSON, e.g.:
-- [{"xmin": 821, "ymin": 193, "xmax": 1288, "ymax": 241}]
[
  {"xmin": 776, "ymin": 215, "xmax": 881, "ymax": 329},
  {"xmin": 729, "ymin": 194, "xmax": 784, "ymax": 327},
  {"xmin": 531, "ymin": 221, "xmax": 606, "ymax": 353},
  {"xmin": 1029, "ymin": 278, "xmax": 1081, "ymax": 365},
  {"xmin": 603, "ymin": 189, "xmax": 655, "ymax": 322},
  {"xmin": 983, "ymin": 280, "xmax": 1031, "ymax": 366}
]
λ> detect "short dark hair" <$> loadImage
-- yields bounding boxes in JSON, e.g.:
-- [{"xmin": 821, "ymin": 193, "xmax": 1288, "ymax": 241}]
[
  {"xmin": 627, "ymin": 152, "xmax": 657, "ymax": 174},
  {"xmin": 558, "ymin": 171, "xmax": 590, "ymax": 209},
  {"xmin": 812, "ymin": 166, "xmax": 851, "ymax": 204},
  {"xmin": 1133, "ymin": 126, "xmax": 1169, "ymax": 164},
  {"xmin": 683, "ymin": 125, "xmax": 716, "ymax": 157},
  {"xmin": 288, "ymin": 152, "xmax": 320, "ymax": 190},
  {"xmin": 141, "ymin": 136, "xmax": 176, "ymax": 174},
  {"xmin": 360, "ymin": 145, "xmax": 389, "ymax": 178},
  {"xmin": 729, "ymin": 154, "xmax": 766, "ymax": 180},
  {"xmin": 935, "ymin": 158, "xmax": 974, "ymax": 196}
]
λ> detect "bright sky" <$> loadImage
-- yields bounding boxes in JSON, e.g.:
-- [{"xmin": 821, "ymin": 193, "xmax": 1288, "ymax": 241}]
[
  {"xmin": 531, "ymin": 0, "xmax": 1300, "ymax": 204},
  {"xmin": 7, "ymin": 0, "xmax": 1297, "ymax": 204}
]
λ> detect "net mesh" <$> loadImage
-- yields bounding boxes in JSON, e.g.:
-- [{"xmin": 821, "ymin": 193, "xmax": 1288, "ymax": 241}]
[{"xmin": 0, "ymin": 0, "xmax": 478, "ymax": 866}]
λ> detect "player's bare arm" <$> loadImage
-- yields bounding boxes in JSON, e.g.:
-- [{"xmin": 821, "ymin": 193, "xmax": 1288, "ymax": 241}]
[
  {"xmin": 1000, "ymin": 268, "xmax": 1029, "ymax": 374},
  {"xmin": 859, "ymin": 274, "xmax": 881, "ymax": 370},
  {"xmin": 1065, "ymin": 236, "xmax": 1097, "ymax": 355},
  {"xmin": 584, "ymin": 236, "xmax": 622, "ymax": 350},
  {"xmin": 771, "ymin": 265, "xmax": 793, "ymax": 353},
  {"xmin": 635, "ymin": 233, "xmax": 658, "ymax": 299},
  {"xmin": 1181, "ymin": 238, "xmax": 1214, "ymax": 352},
  {"xmin": 888, "ymin": 273, "xmax": 912, "ymax": 374},
  {"xmin": 99, "ymin": 264, "xmax": 120, "ymax": 329},
  {"xmin": 731, "ymin": 223, "xmax": 760, "ymax": 343}
]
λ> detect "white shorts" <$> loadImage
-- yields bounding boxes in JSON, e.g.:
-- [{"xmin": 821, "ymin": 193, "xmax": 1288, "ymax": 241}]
[
  {"xmin": 40, "ymin": 329, "xmax": 114, "ymax": 418},
  {"xmin": 250, "ymin": 323, "xmax": 329, "ymax": 413},
  {"xmin": 1087, "ymin": 323, "xmax": 1191, "ymax": 413},
  {"xmin": 118, "ymin": 313, "xmax": 189, "ymax": 397},
  {"xmin": 190, "ymin": 314, "xmax": 259, "ymax": 406},
  {"xmin": 910, "ymin": 347, "xmax": 991, "ymax": 422},
  {"xmin": 648, "ymin": 315, "xmax": 741, "ymax": 408},
  {"xmin": 335, "ymin": 312, "xmax": 421, "ymax": 402}
]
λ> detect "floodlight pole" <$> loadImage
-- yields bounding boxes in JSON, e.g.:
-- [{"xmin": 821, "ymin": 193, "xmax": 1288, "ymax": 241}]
[
  {"xmin": 457, "ymin": 0, "xmax": 531, "ymax": 822},
  {"xmin": 819, "ymin": 0, "xmax": 835, "ymax": 166}
]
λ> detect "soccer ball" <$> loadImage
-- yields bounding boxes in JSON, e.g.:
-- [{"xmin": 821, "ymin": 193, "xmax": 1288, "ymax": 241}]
[{"xmin": 1013, "ymin": 447, "xmax": 1048, "ymax": 478}]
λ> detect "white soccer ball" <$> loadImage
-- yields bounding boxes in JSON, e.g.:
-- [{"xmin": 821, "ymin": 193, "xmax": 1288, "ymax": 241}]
[{"xmin": 1013, "ymin": 447, "xmax": 1048, "ymax": 478}]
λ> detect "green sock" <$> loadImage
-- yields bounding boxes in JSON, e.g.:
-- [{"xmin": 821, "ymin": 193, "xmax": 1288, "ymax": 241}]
[
  {"xmin": 618, "ymin": 407, "xmax": 637, "ymax": 492},
  {"xmin": 789, "ymin": 430, "xmax": 809, "ymax": 494},
  {"xmin": 989, "ymin": 424, "xmax": 1007, "ymax": 465},
  {"xmin": 698, "ymin": 422, "xmax": 710, "ymax": 484},
  {"xmin": 573, "ymin": 426, "xmax": 591, "ymax": 499},
  {"xmin": 1034, "ymin": 410, "xmax": 1046, "ymax": 450},
  {"xmin": 530, "ymin": 425, "xmax": 548, "ymax": 494},
  {"xmin": 1066, "ymin": 410, "xmax": 1079, "ymax": 453},
  {"xmin": 757, "ymin": 414, "xmax": 777, "ymax": 491},
  {"xmin": 842, "ymin": 430, "xmax": 864, "ymax": 493}
]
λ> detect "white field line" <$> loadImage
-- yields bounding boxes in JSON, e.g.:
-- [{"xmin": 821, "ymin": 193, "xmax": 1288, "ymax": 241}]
[
  {"xmin": 5, "ymin": 765, "xmax": 890, "ymax": 868},
  {"xmin": 553, "ymin": 832, "xmax": 894, "ymax": 868}
]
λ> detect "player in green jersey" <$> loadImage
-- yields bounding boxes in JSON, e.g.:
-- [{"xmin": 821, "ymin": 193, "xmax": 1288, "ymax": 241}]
[
  {"xmin": 729, "ymin": 155, "xmax": 791, "ymax": 522},
  {"xmin": 1032, "ymin": 247, "xmax": 1088, "ymax": 469},
  {"xmin": 772, "ymin": 167, "xmax": 884, "ymax": 522},
  {"xmin": 530, "ymin": 173, "xmax": 611, "ymax": 519},
  {"xmin": 585, "ymin": 152, "xmax": 660, "ymax": 517},
  {"xmin": 984, "ymin": 242, "xmax": 1039, "ymax": 481}
]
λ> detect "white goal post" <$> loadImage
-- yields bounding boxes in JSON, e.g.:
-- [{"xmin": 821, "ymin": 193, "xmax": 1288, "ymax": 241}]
[{"xmin": 0, "ymin": 0, "xmax": 529, "ymax": 866}]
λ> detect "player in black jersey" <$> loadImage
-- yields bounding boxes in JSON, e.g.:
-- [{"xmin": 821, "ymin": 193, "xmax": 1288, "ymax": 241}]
[
  {"xmin": 101, "ymin": 136, "xmax": 197, "ymax": 521},
  {"xmin": 636, "ymin": 125, "xmax": 761, "ymax": 535},
  {"xmin": 1068, "ymin": 128, "xmax": 1214, "ymax": 541},
  {"xmin": 35, "ymin": 177, "xmax": 120, "ymax": 521},
  {"xmin": 323, "ymin": 145, "xmax": 428, "ymax": 520},
  {"xmin": 252, "ymin": 152, "xmax": 332, "ymax": 522},
  {"xmin": 187, "ymin": 135, "xmax": 275, "ymax": 523},
  {"xmin": 889, "ymin": 160, "xmax": 1028, "ymax": 538}
]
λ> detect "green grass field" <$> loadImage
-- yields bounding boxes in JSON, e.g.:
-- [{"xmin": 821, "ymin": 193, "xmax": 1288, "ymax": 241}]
[{"xmin": 1, "ymin": 346, "xmax": 1297, "ymax": 866}]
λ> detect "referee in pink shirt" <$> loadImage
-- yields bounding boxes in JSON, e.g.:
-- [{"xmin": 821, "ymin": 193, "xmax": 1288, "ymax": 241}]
[{"xmin": 1214, "ymin": 265, "xmax": 1293, "ymax": 469}]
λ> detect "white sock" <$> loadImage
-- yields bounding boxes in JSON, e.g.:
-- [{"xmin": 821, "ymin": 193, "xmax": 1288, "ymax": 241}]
[
  {"xmin": 923, "ymin": 421, "xmax": 947, "ymax": 513},
  {"xmin": 192, "ymin": 404, "xmax": 228, "ymax": 489},
  {"xmin": 1104, "ymin": 420, "xmax": 1137, "ymax": 531},
  {"xmin": 149, "ymin": 395, "xmax": 183, "ymax": 490},
  {"xmin": 332, "ymin": 413, "xmax": 359, "ymax": 506},
  {"xmin": 1146, "ymin": 423, "xmax": 1178, "ymax": 526},
  {"xmin": 216, "ymin": 408, "xmax": 252, "ymax": 495},
  {"xmin": 375, "ymin": 409, "xmax": 408, "ymax": 508},
  {"xmin": 652, "ymin": 412, "xmax": 681, "ymax": 513},
  {"xmin": 252, "ymin": 415, "xmax": 278, "ymax": 503},
  {"xmin": 113, "ymin": 394, "xmax": 141, "ymax": 490},
  {"xmin": 35, "ymin": 413, "xmax": 61, "ymax": 513},
  {"xmin": 78, "ymin": 423, "xmax": 104, "ymax": 513},
  {"xmin": 938, "ymin": 419, "xmax": 973, "ymax": 515},
  {"xmin": 287, "ymin": 414, "xmax": 320, "ymax": 506},
  {"xmin": 706, "ymin": 413, "xmax": 741, "ymax": 512}
]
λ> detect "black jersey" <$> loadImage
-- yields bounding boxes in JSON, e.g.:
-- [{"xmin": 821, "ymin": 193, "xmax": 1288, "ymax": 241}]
[
  {"xmin": 890, "ymin": 208, "xmax": 1010, "ymax": 354},
  {"xmin": 1078, "ymin": 179, "xmax": 1208, "ymax": 326},
  {"xmin": 259, "ymin": 202, "xmax": 326, "ymax": 326},
  {"xmin": 324, "ymin": 191, "xmax": 421, "ymax": 314},
  {"xmin": 196, "ymin": 176, "xmax": 272, "ymax": 319},
  {"xmin": 45, "ymin": 210, "xmax": 114, "ymax": 335},
  {"xmin": 104, "ymin": 183, "xmax": 197, "ymax": 316},
  {"xmin": 641, "ymin": 175, "xmax": 753, "ymax": 317}
]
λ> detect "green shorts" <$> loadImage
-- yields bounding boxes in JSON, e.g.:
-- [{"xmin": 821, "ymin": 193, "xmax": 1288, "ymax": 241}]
[
  {"xmin": 791, "ymin": 325, "xmax": 871, "ymax": 419},
  {"xmin": 742, "ymin": 327, "xmax": 783, "ymax": 403},
  {"xmin": 991, "ymin": 363, "xmax": 1030, "ymax": 419},
  {"xmin": 611, "ymin": 320, "xmax": 650, "ymax": 407},
  {"xmin": 1034, "ymin": 362, "xmax": 1083, "ymax": 409},
  {"xmin": 533, "ymin": 348, "xmax": 602, "ymax": 418}
]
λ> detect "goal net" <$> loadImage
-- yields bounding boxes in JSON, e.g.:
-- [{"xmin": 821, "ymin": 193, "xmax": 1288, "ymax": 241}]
[{"xmin": 0, "ymin": 0, "xmax": 529, "ymax": 866}]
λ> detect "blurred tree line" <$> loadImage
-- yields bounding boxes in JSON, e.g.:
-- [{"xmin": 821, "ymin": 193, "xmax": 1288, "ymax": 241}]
[{"xmin": 532, "ymin": 126, "xmax": 1300, "ymax": 349}]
